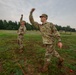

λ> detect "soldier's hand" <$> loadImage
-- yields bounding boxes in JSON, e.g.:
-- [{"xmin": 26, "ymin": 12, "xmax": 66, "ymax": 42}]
[
  {"xmin": 31, "ymin": 8, "xmax": 35, "ymax": 13},
  {"xmin": 58, "ymin": 42, "xmax": 63, "ymax": 49},
  {"xmin": 21, "ymin": 14, "xmax": 23, "ymax": 17}
]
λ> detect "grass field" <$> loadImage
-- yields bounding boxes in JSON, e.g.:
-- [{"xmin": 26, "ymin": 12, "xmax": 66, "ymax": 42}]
[{"xmin": 0, "ymin": 30, "xmax": 76, "ymax": 75}]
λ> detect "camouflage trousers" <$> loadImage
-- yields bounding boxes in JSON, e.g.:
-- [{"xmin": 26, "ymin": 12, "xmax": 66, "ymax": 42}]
[
  {"xmin": 17, "ymin": 35, "xmax": 24, "ymax": 49},
  {"xmin": 45, "ymin": 44, "xmax": 60, "ymax": 62}
]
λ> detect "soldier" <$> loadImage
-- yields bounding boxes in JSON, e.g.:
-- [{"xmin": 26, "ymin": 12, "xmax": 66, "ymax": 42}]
[
  {"xmin": 17, "ymin": 14, "xmax": 26, "ymax": 52},
  {"xmin": 29, "ymin": 8, "xmax": 64, "ymax": 72}
]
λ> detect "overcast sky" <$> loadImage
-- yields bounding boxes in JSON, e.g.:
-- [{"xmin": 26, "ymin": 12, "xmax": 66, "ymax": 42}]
[{"xmin": 0, "ymin": 0, "xmax": 76, "ymax": 28}]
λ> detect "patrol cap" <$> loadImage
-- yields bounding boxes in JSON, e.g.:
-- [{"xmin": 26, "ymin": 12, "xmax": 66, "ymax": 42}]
[
  {"xmin": 40, "ymin": 14, "xmax": 48, "ymax": 19},
  {"xmin": 21, "ymin": 20, "xmax": 26, "ymax": 23},
  {"xmin": 21, "ymin": 20, "xmax": 26, "ymax": 25}
]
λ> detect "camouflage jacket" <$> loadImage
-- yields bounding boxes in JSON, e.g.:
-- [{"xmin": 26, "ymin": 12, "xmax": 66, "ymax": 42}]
[
  {"xmin": 18, "ymin": 25, "xmax": 26, "ymax": 35},
  {"xmin": 29, "ymin": 12, "xmax": 61, "ymax": 44}
]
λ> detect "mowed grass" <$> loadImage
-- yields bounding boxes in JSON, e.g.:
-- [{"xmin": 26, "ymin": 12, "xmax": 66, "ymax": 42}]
[{"xmin": 0, "ymin": 30, "xmax": 76, "ymax": 75}]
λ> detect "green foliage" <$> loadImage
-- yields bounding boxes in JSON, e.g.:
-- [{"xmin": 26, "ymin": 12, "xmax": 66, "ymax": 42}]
[
  {"xmin": 0, "ymin": 20, "xmax": 76, "ymax": 32},
  {"xmin": 55, "ymin": 25, "xmax": 76, "ymax": 32},
  {"xmin": 0, "ymin": 20, "xmax": 39, "ymax": 30}
]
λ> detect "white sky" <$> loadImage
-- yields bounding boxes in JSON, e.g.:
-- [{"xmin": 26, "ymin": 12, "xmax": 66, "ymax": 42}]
[{"xmin": 0, "ymin": 0, "xmax": 76, "ymax": 28}]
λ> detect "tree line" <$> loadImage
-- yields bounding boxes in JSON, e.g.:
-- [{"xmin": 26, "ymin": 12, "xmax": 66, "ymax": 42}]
[
  {"xmin": 0, "ymin": 20, "xmax": 37, "ymax": 30},
  {"xmin": 0, "ymin": 20, "xmax": 76, "ymax": 32}
]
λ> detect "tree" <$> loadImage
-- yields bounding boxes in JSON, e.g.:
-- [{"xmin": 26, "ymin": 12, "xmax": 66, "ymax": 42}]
[
  {"xmin": 3, "ymin": 20, "xmax": 8, "ymax": 29},
  {"xmin": 0, "ymin": 20, "xmax": 4, "ymax": 29}
]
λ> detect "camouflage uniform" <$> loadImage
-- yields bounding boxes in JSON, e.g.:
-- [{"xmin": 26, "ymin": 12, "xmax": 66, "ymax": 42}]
[
  {"xmin": 29, "ymin": 12, "xmax": 61, "ymax": 62},
  {"xmin": 17, "ymin": 16, "xmax": 26, "ymax": 49}
]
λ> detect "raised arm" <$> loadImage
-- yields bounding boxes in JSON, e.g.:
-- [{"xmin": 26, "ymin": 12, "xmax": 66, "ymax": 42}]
[
  {"xmin": 29, "ymin": 8, "xmax": 40, "ymax": 29},
  {"xmin": 20, "ymin": 14, "xmax": 23, "ymax": 23}
]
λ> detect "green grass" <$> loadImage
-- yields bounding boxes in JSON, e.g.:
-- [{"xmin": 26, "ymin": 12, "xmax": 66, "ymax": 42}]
[{"xmin": 0, "ymin": 30, "xmax": 76, "ymax": 75}]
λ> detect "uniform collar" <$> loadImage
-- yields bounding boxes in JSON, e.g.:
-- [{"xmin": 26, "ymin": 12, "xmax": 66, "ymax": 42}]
[{"xmin": 42, "ymin": 22, "xmax": 48, "ymax": 25}]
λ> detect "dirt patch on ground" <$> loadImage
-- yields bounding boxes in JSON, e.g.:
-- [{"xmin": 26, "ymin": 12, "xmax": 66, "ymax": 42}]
[{"xmin": 62, "ymin": 66, "xmax": 76, "ymax": 75}]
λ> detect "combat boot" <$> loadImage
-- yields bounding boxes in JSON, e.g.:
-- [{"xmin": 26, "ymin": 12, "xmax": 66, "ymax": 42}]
[
  {"xmin": 41, "ymin": 61, "xmax": 50, "ymax": 73},
  {"xmin": 58, "ymin": 57, "xmax": 64, "ymax": 67}
]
